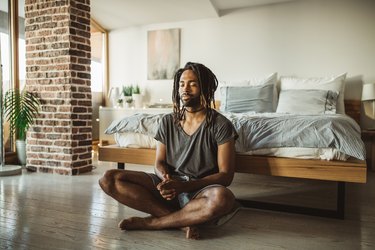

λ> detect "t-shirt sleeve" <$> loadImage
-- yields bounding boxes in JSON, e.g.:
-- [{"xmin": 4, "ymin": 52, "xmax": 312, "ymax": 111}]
[
  {"xmin": 215, "ymin": 116, "xmax": 238, "ymax": 145},
  {"xmin": 154, "ymin": 114, "xmax": 169, "ymax": 145}
]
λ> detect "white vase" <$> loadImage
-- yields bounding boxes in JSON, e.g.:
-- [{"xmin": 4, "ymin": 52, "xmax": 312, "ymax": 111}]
[
  {"xmin": 108, "ymin": 87, "xmax": 120, "ymax": 107},
  {"xmin": 16, "ymin": 140, "xmax": 26, "ymax": 166},
  {"xmin": 132, "ymin": 94, "xmax": 142, "ymax": 108}
]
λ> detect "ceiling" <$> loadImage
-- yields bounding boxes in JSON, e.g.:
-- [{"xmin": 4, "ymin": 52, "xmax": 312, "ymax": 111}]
[
  {"xmin": 1, "ymin": 0, "xmax": 302, "ymax": 31},
  {"xmin": 91, "ymin": 0, "xmax": 301, "ymax": 31}
]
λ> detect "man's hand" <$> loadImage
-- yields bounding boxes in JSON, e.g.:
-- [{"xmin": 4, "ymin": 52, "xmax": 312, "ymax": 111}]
[{"xmin": 157, "ymin": 174, "xmax": 184, "ymax": 200}]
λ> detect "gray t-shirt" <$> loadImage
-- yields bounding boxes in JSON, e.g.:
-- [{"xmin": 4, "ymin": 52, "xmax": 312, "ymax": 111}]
[{"xmin": 154, "ymin": 109, "xmax": 238, "ymax": 179}]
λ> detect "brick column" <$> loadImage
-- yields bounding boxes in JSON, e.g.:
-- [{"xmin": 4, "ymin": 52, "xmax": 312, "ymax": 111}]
[{"xmin": 24, "ymin": 0, "xmax": 92, "ymax": 175}]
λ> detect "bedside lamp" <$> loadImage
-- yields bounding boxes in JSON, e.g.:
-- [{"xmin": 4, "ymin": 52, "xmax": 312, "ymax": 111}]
[{"xmin": 362, "ymin": 83, "xmax": 375, "ymax": 129}]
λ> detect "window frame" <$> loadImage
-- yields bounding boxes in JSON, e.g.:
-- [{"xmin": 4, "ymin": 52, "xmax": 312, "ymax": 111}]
[{"xmin": 90, "ymin": 18, "xmax": 109, "ymax": 105}]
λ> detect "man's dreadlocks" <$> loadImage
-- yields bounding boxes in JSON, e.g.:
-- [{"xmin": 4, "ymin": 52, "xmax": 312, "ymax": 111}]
[{"xmin": 172, "ymin": 62, "xmax": 218, "ymax": 128}]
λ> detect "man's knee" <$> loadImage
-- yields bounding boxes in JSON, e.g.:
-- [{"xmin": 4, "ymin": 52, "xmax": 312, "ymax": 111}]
[
  {"xmin": 206, "ymin": 187, "xmax": 235, "ymax": 217},
  {"xmin": 99, "ymin": 169, "xmax": 121, "ymax": 194}
]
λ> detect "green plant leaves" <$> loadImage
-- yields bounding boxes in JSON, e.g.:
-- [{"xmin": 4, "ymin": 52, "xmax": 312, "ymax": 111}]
[
  {"xmin": 122, "ymin": 85, "xmax": 141, "ymax": 96},
  {"xmin": 132, "ymin": 85, "xmax": 140, "ymax": 94},
  {"xmin": 122, "ymin": 86, "xmax": 132, "ymax": 96},
  {"xmin": 4, "ymin": 89, "xmax": 40, "ymax": 141}
]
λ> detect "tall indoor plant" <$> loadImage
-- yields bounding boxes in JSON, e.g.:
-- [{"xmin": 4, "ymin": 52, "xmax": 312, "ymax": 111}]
[{"xmin": 4, "ymin": 88, "xmax": 40, "ymax": 165}]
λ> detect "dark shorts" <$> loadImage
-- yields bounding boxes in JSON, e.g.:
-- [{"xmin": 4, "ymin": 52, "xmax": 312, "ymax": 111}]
[{"xmin": 147, "ymin": 173, "xmax": 223, "ymax": 208}]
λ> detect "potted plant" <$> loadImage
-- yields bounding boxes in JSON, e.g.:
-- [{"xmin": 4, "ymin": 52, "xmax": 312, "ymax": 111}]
[
  {"xmin": 132, "ymin": 85, "xmax": 140, "ymax": 95},
  {"xmin": 122, "ymin": 85, "xmax": 133, "ymax": 107},
  {"xmin": 117, "ymin": 98, "xmax": 124, "ymax": 107},
  {"xmin": 132, "ymin": 84, "xmax": 142, "ymax": 108},
  {"xmin": 4, "ymin": 88, "xmax": 40, "ymax": 166}
]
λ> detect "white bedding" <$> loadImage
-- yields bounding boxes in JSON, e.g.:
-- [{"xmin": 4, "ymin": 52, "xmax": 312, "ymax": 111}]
[
  {"xmin": 114, "ymin": 132, "xmax": 349, "ymax": 161},
  {"xmin": 115, "ymin": 132, "xmax": 157, "ymax": 149}
]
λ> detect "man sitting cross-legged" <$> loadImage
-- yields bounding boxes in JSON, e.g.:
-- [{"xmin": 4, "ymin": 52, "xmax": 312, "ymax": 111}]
[{"xmin": 99, "ymin": 62, "xmax": 238, "ymax": 239}]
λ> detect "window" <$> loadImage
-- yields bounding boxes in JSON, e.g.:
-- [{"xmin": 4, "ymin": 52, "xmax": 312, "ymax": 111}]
[
  {"xmin": 0, "ymin": 0, "xmax": 24, "ymax": 153},
  {"xmin": 91, "ymin": 31, "xmax": 104, "ymax": 92},
  {"xmin": 0, "ymin": 0, "xmax": 10, "ymax": 93},
  {"xmin": 90, "ymin": 19, "xmax": 108, "ymax": 141},
  {"xmin": 18, "ymin": 0, "xmax": 25, "ymax": 89},
  {"xmin": 1, "ymin": 0, "xmax": 11, "ymax": 153}
]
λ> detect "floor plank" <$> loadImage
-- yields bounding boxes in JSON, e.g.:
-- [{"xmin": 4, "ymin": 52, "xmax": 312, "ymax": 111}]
[{"xmin": 1, "ymin": 154, "xmax": 374, "ymax": 250}]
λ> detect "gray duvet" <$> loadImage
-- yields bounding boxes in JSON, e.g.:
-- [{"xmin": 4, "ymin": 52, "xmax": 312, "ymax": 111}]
[{"xmin": 105, "ymin": 112, "xmax": 365, "ymax": 160}]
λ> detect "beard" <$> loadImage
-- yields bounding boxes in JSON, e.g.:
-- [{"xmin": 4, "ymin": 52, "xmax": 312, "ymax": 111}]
[{"xmin": 181, "ymin": 94, "xmax": 201, "ymax": 108}]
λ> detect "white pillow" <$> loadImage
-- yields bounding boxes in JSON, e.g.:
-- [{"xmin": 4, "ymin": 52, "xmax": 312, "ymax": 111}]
[
  {"xmin": 276, "ymin": 89, "xmax": 339, "ymax": 115},
  {"xmin": 219, "ymin": 73, "xmax": 278, "ymax": 111},
  {"xmin": 280, "ymin": 73, "xmax": 346, "ymax": 114},
  {"xmin": 248, "ymin": 72, "xmax": 277, "ymax": 87},
  {"xmin": 219, "ymin": 73, "xmax": 277, "ymax": 87}
]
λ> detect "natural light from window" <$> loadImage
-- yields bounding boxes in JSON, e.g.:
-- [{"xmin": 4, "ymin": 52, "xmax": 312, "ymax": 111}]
[
  {"xmin": 18, "ymin": 38, "xmax": 25, "ymax": 89},
  {"xmin": 91, "ymin": 60, "xmax": 103, "ymax": 92},
  {"xmin": 0, "ymin": 33, "xmax": 10, "ymax": 92}
]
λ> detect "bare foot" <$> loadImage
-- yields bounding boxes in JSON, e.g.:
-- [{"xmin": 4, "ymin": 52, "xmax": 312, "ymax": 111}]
[
  {"xmin": 118, "ymin": 217, "xmax": 151, "ymax": 230},
  {"xmin": 182, "ymin": 226, "xmax": 200, "ymax": 239},
  {"xmin": 118, "ymin": 217, "xmax": 200, "ymax": 239}
]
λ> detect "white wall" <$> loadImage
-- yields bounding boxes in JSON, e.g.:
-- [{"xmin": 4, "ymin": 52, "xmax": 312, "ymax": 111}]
[{"xmin": 108, "ymin": 0, "xmax": 375, "ymax": 123}]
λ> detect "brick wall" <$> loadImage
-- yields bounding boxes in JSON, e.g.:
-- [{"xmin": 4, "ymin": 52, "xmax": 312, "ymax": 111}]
[{"xmin": 24, "ymin": 0, "xmax": 92, "ymax": 175}]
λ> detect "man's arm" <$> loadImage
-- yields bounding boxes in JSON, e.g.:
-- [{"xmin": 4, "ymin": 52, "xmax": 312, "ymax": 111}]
[
  {"xmin": 158, "ymin": 138, "xmax": 236, "ymax": 194},
  {"xmin": 213, "ymin": 138, "xmax": 236, "ymax": 185},
  {"xmin": 155, "ymin": 141, "xmax": 178, "ymax": 200},
  {"xmin": 154, "ymin": 141, "xmax": 170, "ymax": 180}
]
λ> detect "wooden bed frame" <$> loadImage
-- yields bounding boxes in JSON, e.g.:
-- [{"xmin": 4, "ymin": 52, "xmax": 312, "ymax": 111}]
[{"xmin": 98, "ymin": 100, "xmax": 367, "ymax": 219}]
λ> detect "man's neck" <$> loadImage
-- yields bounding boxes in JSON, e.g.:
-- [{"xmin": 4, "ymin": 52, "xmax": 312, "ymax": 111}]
[
  {"xmin": 183, "ymin": 106, "xmax": 207, "ymax": 121},
  {"xmin": 185, "ymin": 106, "xmax": 205, "ymax": 113}
]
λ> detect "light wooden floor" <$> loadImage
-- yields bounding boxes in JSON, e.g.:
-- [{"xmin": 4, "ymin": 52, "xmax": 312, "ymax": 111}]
[{"xmin": 1, "ymin": 153, "xmax": 374, "ymax": 250}]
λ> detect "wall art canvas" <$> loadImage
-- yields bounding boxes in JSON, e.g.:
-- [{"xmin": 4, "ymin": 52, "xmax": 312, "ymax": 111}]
[{"xmin": 147, "ymin": 28, "xmax": 180, "ymax": 80}]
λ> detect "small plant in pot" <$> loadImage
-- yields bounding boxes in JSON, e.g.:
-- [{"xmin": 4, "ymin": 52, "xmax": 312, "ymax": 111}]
[
  {"xmin": 117, "ymin": 98, "xmax": 124, "ymax": 107},
  {"xmin": 122, "ymin": 85, "xmax": 133, "ymax": 107},
  {"xmin": 132, "ymin": 85, "xmax": 140, "ymax": 95},
  {"xmin": 4, "ymin": 88, "xmax": 40, "ymax": 166}
]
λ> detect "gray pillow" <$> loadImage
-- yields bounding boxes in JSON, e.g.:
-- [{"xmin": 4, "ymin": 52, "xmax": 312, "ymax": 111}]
[
  {"xmin": 220, "ymin": 84, "xmax": 274, "ymax": 113},
  {"xmin": 276, "ymin": 89, "xmax": 339, "ymax": 114}
]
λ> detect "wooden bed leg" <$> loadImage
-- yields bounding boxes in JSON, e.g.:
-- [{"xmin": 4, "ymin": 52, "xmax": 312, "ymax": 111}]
[
  {"xmin": 118, "ymin": 163, "xmax": 125, "ymax": 169},
  {"xmin": 337, "ymin": 182, "xmax": 345, "ymax": 219}
]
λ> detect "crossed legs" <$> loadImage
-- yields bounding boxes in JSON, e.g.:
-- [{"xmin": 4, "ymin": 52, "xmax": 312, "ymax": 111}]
[
  {"xmin": 99, "ymin": 169, "xmax": 235, "ymax": 239},
  {"xmin": 99, "ymin": 169, "xmax": 176, "ymax": 217}
]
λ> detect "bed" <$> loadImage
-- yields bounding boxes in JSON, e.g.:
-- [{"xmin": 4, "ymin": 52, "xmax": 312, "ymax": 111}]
[{"xmin": 99, "ymin": 73, "xmax": 367, "ymax": 219}]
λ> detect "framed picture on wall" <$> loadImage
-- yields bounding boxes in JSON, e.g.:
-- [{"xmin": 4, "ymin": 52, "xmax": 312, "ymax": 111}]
[{"xmin": 147, "ymin": 28, "xmax": 180, "ymax": 80}]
